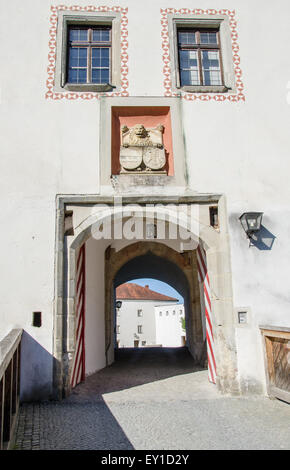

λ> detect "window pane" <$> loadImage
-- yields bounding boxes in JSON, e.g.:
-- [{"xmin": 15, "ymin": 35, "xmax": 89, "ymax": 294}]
[
  {"xmin": 202, "ymin": 50, "xmax": 222, "ymax": 85},
  {"xmin": 92, "ymin": 28, "xmax": 110, "ymax": 42},
  {"xmin": 92, "ymin": 48, "xmax": 110, "ymax": 68},
  {"xmin": 92, "ymin": 68, "xmax": 109, "ymax": 83},
  {"xmin": 92, "ymin": 48, "xmax": 100, "ymax": 66},
  {"xmin": 92, "ymin": 69, "xmax": 101, "ymax": 83},
  {"xmin": 179, "ymin": 49, "xmax": 198, "ymax": 68},
  {"xmin": 69, "ymin": 28, "xmax": 88, "ymax": 42},
  {"xmin": 101, "ymin": 69, "xmax": 109, "ymax": 82},
  {"xmin": 200, "ymin": 32, "xmax": 218, "ymax": 45},
  {"xmin": 69, "ymin": 47, "xmax": 87, "ymax": 68},
  {"xmin": 180, "ymin": 70, "xmax": 200, "ymax": 86},
  {"xmin": 178, "ymin": 31, "xmax": 196, "ymax": 45},
  {"xmin": 68, "ymin": 68, "xmax": 87, "ymax": 83},
  {"xmin": 179, "ymin": 50, "xmax": 200, "ymax": 85}
]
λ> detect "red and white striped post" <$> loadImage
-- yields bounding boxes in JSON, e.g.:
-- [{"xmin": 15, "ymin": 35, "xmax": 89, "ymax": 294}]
[
  {"xmin": 71, "ymin": 244, "xmax": 86, "ymax": 389},
  {"xmin": 196, "ymin": 244, "xmax": 217, "ymax": 384}
]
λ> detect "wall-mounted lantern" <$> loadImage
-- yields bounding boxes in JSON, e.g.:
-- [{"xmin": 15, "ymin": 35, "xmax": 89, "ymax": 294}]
[
  {"xmin": 239, "ymin": 212, "xmax": 263, "ymax": 240},
  {"xmin": 116, "ymin": 301, "xmax": 122, "ymax": 309}
]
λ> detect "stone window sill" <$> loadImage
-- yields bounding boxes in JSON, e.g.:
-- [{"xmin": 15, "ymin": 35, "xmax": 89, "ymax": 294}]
[
  {"xmin": 179, "ymin": 85, "xmax": 231, "ymax": 93},
  {"xmin": 64, "ymin": 83, "xmax": 115, "ymax": 92}
]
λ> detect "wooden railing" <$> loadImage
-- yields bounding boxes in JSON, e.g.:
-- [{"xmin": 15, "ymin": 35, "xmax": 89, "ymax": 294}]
[{"xmin": 0, "ymin": 329, "xmax": 22, "ymax": 450}]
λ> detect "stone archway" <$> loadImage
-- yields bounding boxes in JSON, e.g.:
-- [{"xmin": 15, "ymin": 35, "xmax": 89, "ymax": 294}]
[
  {"xmin": 53, "ymin": 195, "xmax": 240, "ymax": 399},
  {"xmin": 104, "ymin": 242, "xmax": 204, "ymax": 367}
]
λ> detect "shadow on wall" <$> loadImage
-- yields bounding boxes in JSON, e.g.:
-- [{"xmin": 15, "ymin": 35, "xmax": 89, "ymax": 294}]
[
  {"xmin": 249, "ymin": 225, "xmax": 276, "ymax": 251},
  {"xmin": 20, "ymin": 331, "xmax": 54, "ymax": 402},
  {"xmin": 231, "ymin": 214, "xmax": 276, "ymax": 251}
]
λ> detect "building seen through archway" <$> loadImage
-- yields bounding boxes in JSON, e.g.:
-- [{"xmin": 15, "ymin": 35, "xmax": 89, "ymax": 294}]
[{"xmin": 115, "ymin": 280, "xmax": 186, "ymax": 349}]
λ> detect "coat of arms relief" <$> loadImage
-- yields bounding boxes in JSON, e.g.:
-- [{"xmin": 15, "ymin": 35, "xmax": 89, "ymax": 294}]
[{"xmin": 119, "ymin": 124, "xmax": 166, "ymax": 173}]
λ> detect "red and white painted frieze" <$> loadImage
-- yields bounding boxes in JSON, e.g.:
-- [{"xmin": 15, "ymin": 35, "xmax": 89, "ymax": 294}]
[
  {"xmin": 160, "ymin": 8, "xmax": 245, "ymax": 102},
  {"xmin": 46, "ymin": 5, "xmax": 129, "ymax": 100}
]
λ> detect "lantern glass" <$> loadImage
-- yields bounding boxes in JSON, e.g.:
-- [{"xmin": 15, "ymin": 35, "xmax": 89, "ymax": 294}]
[{"xmin": 239, "ymin": 212, "xmax": 263, "ymax": 236}]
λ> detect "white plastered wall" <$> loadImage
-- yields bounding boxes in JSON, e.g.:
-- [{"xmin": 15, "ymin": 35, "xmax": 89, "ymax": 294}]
[
  {"xmin": 155, "ymin": 304, "xmax": 185, "ymax": 347},
  {"xmin": 85, "ymin": 237, "xmax": 107, "ymax": 375}
]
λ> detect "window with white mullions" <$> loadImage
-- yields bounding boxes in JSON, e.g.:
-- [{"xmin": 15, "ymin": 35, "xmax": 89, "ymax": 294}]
[
  {"xmin": 67, "ymin": 26, "xmax": 111, "ymax": 85},
  {"xmin": 177, "ymin": 29, "xmax": 222, "ymax": 87},
  {"xmin": 202, "ymin": 50, "xmax": 222, "ymax": 86},
  {"xmin": 91, "ymin": 48, "xmax": 110, "ymax": 84},
  {"xmin": 68, "ymin": 47, "xmax": 88, "ymax": 83},
  {"xmin": 179, "ymin": 49, "xmax": 200, "ymax": 86}
]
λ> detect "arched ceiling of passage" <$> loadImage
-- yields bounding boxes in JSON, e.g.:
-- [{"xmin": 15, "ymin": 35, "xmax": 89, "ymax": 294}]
[{"xmin": 114, "ymin": 252, "xmax": 190, "ymax": 300}]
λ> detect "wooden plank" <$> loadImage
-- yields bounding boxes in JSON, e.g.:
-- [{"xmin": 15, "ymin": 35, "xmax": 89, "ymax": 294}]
[
  {"xmin": 264, "ymin": 336, "xmax": 275, "ymax": 386},
  {"xmin": 0, "ymin": 377, "xmax": 4, "ymax": 450},
  {"xmin": 272, "ymin": 338, "xmax": 290, "ymax": 393},
  {"xmin": 17, "ymin": 344, "xmax": 21, "ymax": 402},
  {"xmin": 0, "ymin": 330, "xmax": 22, "ymax": 381},
  {"xmin": 3, "ymin": 359, "xmax": 12, "ymax": 443},
  {"xmin": 269, "ymin": 386, "xmax": 290, "ymax": 404},
  {"xmin": 260, "ymin": 326, "xmax": 290, "ymax": 335},
  {"xmin": 12, "ymin": 350, "xmax": 18, "ymax": 415}
]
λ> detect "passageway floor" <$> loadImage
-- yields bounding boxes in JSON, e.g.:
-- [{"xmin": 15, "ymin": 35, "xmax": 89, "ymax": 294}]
[{"xmin": 15, "ymin": 348, "xmax": 290, "ymax": 450}]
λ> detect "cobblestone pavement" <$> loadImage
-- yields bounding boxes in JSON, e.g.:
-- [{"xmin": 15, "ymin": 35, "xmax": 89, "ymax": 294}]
[{"xmin": 15, "ymin": 347, "xmax": 290, "ymax": 450}]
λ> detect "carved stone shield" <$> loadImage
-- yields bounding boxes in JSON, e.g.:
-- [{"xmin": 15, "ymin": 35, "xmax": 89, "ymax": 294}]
[
  {"xmin": 120, "ymin": 146, "xmax": 143, "ymax": 171},
  {"xmin": 143, "ymin": 147, "xmax": 166, "ymax": 170}
]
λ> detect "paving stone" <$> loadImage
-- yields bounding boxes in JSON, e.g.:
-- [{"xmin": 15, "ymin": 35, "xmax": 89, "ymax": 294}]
[{"xmin": 15, "ymin": 348, "xmax": 290, "ymax": 450}]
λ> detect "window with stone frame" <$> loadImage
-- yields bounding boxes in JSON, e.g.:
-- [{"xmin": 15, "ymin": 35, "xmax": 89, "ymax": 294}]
[
  {"xmin": 67, "ymin": 25, "xmax": 111, "ymax": 85},
  {"xmin": 53, "ymin": 11, "xmax": 121, "ymax": 93},
  {"xmin": 137, "ymin": 325, "xmax": 143, "ymax": 334},
  {"xmin": 168, "ymin": 15, "xmax": 237, "ymax": 94},
  {"xmin": 177, "ymin": 28, "xmax": 223, "ymax": 87}
]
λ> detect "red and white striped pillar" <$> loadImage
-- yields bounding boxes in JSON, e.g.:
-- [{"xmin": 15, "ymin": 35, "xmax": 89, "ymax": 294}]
[
  {"xmin": 196, "ymin": 244, "xmax": 217, "ymax": 384},
  {"xmin": 71, "ymin": 244, "xmax": 86, "ymax": 389}
]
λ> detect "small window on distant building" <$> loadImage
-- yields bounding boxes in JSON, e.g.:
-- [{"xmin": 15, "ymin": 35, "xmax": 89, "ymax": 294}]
[
  {"xmin": 159, "ymin": 311, "xmax": 162, "ymax": 316},
  {"xmin": 116, "ymin": 325, "xmax": 120, "ymax": 334},
  {"xmin": 142, "ymin": 341, "xmax": 146, "ymax": 346},
  {"xmin": 137, "ymin": 325, "xmax": 143, "ymax": 334},
  {"xmin": 166, "ymin": 311, "xmax": 169, "ymax": 316},
  {"xmin": 137, "ymin": 309, "xmax": 143, "ymax": 317},
  {"xmin": 180, "ymin": 310, "xmax": 183, "ymax": 315},
  {"xmin": 173, "ymin": 310, "xmax": 176, "ymax": 315}
]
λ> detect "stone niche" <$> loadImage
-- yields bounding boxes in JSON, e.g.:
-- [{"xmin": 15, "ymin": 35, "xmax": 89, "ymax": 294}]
[{"xmin": 111, "ymin": 106, "xmax": 174, "ymax": 176}]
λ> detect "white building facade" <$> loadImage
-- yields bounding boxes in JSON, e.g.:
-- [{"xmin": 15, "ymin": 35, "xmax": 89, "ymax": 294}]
[
  {"xmin": 116, "ymin": 283, "xmax": 185, "ymax": 347},
  {"xmin": 0, "ymin": 0, "xmax": 290, "ymax": 402},
  {"xmin": 155, "ymin": 304, "xmax": 185, "ymax": 348}
]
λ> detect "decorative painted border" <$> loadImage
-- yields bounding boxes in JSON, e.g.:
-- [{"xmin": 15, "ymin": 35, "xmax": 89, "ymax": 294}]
[
  {"xmin": 46, "ymin": 5, "xmax": 129, "ymax": 100},
  {"xmin": 160, "ymin": 8, "xmax": 245, "ymax": 102}
]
